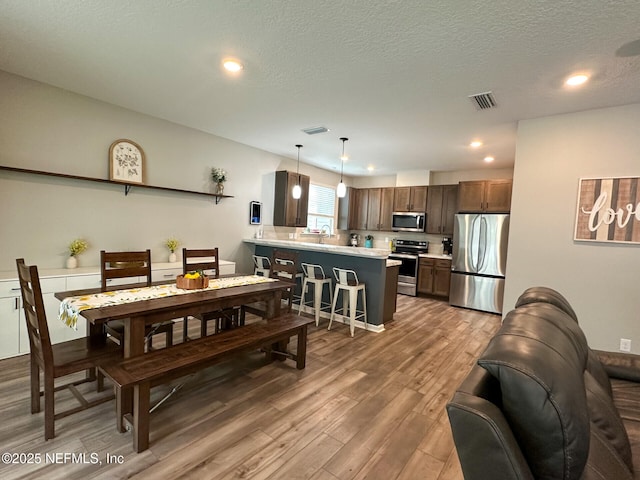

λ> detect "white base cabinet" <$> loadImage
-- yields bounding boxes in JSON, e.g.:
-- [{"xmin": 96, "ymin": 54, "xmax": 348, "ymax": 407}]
[{"xmin": 0, "ymin": 260, "xmax": 236, "ymax": 360}]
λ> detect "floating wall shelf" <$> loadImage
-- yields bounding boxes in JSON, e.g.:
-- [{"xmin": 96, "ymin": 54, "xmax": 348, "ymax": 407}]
[{"xmin": 0, "ymin": 165, "xmax": 232, "ymax": 204}]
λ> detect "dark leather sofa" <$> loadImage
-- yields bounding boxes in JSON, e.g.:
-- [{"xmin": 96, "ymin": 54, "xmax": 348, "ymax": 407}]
[{"xmin": 447, "ymin": 286, "xmax": 640, "ymax": 480}]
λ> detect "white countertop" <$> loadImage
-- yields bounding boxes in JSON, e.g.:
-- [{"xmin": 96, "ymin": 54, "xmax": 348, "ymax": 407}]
[
  {"xmin": 244, "ymin": 238, "xmax": 390, "ymax": 259},
  {"xmin": 418, "ymin": 253, "xmax": 453, "ymax": 260}
]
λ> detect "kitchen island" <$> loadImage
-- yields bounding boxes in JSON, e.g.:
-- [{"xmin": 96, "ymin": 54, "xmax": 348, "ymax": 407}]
[{"xmin": 243, "ymin": 239, "xmax": 399, "ymax": 332}]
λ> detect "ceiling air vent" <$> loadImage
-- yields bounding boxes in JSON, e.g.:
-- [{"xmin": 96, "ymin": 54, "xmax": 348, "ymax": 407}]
[
  {"xmin": 302, "ymin": 126, "xmax": 329, "ymax": 135},
  {"xmin": 469, "ymin": 91, "xmax": 497, "ymax": 110}
]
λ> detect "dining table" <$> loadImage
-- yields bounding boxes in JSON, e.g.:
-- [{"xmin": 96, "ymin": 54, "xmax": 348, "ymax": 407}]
[{"xmin": 54, "ymin": 274, "xmax": 294, "ymax": 429}]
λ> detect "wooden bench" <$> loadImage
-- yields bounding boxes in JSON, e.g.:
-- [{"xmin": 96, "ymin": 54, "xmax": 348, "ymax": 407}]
[{"xmin": 101, "ymin": 313, "xmax": 314, "ymax": 452}]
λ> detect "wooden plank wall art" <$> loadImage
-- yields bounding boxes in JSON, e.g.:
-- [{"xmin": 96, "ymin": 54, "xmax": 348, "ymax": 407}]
[{"xmin": 575, "ymin": 177, "xmax": 640, "ymax": 244}]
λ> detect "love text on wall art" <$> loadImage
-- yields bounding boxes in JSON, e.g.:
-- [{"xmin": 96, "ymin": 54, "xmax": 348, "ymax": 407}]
[{"xmin": 575, "ymin": 177, "xmax": 640, "ymax": 244}]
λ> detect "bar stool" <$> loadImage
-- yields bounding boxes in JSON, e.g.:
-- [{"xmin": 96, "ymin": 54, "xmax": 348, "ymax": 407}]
[
  {"xmin": 298, "ymin": 263, "xmax": 333, "ymax": 327},
  {"xmin": 253, "ymin": 255, "xmax": 271, "ymax": 277},
  {"xmin": 329, "ymin": 267, "xmax": 367, "ymax": 337}
]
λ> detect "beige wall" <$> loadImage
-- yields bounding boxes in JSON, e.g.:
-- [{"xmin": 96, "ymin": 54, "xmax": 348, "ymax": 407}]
[
  {"xmin": 504, "ymin": 103, "xmax": 640, "ymax": 352},
  {"xmin": 0, "ymin": 71, "xmax": 341, "ymax": 274}
]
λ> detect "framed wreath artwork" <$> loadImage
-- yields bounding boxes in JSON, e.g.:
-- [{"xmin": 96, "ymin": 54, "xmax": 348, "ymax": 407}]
[{"xmin": 109, "ymin": 139, "xmax": 145, "ymax": 185}]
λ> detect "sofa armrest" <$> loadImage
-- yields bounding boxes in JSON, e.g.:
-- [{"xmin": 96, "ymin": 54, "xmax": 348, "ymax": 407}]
[{"xmin": 594, "ymin": 350, "xmax": 640, "ymax": 382}]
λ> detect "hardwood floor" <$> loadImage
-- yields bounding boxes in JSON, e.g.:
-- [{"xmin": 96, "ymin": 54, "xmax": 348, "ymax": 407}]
[{"xmin": 0, "ymin": 295, "xmax": 500, "ymax": 480}]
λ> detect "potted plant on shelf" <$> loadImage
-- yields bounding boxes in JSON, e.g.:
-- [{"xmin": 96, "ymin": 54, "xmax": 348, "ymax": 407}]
[
  {"xmin": 67, "ymin": 238, "xmax": 88, "ymax": 269},
  {"xmin": 364, "ymin": 234, "xmax": 374, "ymax": 248},
  {"xmin": 165, "ymin": 238, "xmax": 180, "ymax": 263},
  {"xmin": 211, "ymin": 167, "xmax": 227, "ymax": 195}
]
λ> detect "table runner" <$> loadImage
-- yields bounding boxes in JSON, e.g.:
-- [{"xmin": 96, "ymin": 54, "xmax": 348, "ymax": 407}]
[{"xmin": 59, "ymin": 275, "xmax": 277, "ymax": 329}]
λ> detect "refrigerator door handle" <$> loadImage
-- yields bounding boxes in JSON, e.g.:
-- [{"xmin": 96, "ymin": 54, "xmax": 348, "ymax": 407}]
[
  {"xmin": 470, "ymin": 215, "xmax": 480, "ymax": 271},
  {"xmin": 478, "ymin": 216, "xmax": 488, "ymax": 271}
]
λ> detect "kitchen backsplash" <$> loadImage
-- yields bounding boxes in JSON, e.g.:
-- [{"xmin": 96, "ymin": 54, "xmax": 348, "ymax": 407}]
[{"xmin": 256, "ymin": 225, "xmax": 448, "ymax": 251}]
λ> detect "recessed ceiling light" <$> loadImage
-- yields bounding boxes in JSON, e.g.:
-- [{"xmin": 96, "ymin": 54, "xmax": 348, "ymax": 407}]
[
  {"xmin": 565, "ymin": 74, "xmax": 589, "ymax": 86},
  {"xmin": 223, "ymin": 59, "xmax": 244, "ymax": 73},
  {"xmin": 470, "ymin": 141, "xmax": 483, "ymax": 148},
  {"xmin": 484, "ymin": 156, "xmax": 494, "ymax": 163},
  {"xmin": 367, "ymin": 165, "xmax": 375, "ymax": 172}
]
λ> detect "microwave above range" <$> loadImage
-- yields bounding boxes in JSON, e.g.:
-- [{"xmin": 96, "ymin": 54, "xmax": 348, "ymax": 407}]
[{"xmin": 392, "ymin": 212, "xmax": 426, "ymax": 232}]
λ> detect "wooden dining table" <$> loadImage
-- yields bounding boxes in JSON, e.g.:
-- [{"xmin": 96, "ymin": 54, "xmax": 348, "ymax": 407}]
[{"xmin": 55, "ymin": 275, "xmax": 293, "ymax": 428}]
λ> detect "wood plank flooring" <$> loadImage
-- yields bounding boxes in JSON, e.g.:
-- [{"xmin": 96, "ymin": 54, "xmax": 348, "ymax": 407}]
[{"xmin": 0, "ymin": 295, "xmax": 501, "ymax": 480}]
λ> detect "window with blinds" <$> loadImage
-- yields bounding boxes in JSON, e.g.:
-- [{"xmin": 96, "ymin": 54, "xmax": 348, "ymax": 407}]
[{"xmin": 307, "ymin": 183, "xmax": 336, "ymax": 234}]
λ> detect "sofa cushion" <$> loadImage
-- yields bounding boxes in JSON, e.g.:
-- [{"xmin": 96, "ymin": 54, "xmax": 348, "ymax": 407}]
[
  {"xmin": 515, "ymin": 286, "xmax": 578, "ymax": 321},
  {"xmin": 582, "ymin": 427, "xmax": 634, "ymax": 480},
  {"xmin": 514, "ymin": 302, "xmax": 612, "ymax": 396},
  {"xmin": 584, "ymin": 371, "xmax": 633, "ymax": 472},
  {"xmin": 510, "ymin": 303, "xmax": 589, "ymax": 364},
  {"xmin": 447, "ymin": 366, "xmax": 536, "ymax": 480},
  {"xmin": 478, "ymin": 308, "xmax": 590, "ymax": 480}
]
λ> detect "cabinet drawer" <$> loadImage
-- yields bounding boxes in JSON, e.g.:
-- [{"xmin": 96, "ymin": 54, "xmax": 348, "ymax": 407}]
[
  {"xmin": 39, "ymin": 277, "xmax": 67, "ymax": 294},
  {"xmin": 1, "ymin": 277, "xmax": 66, "ymax": 297},
  {"xmin": 435, "ymin": 260, "xmax": 451, "ymax": 268},
  {"xmin": 219, "ymin": 261, "xmax": 236, "ymax": 275},
  {"xmin": 65, "ymin": 274, "xmax": 102, "ymax": 290},
  {"xmin": 65, "ymin": 274, "xmax": 141, "ymax": 290},
  {"xmin": 153, "ymin": 268, "xmax": 183, "ymax": 282},
  {"xmin": 419, "ymin": 258, "xmax": 435, "ymax": 267},
  {"xmin": 0, "ymin": 280, "xmax": 21, "ymax": 298}
]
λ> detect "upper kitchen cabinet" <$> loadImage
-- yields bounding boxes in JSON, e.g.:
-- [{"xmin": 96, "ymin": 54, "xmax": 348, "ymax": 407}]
[
  {"xmin": 426, "ymin": 184, "xmax": 458, "ymax": 235},
  {"xmin": 393, "ymin": 186, "xmax": 428, "ymax": 212},
  {"xmin": 273, "ymin": 170, "xmax": 310, "ymax": 227},
  {"xmin": 457, "ymin": 180, "xmax": 512, "ymax": 213},
  {"xmin": 350, "ymin": 188, "xmax": 369, "ymax": 230},
  {"xmin": 367, "ymin": 187, "xmax": 395, "ymax": 231},
  {"xmin": 346, "ymin": 187, "xmax": 394, "ymax": 231}
]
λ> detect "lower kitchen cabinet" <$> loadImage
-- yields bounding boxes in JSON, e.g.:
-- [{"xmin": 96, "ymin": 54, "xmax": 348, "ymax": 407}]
[{"xmin": 417, "ymin": 257, "xmax": 452, "ymax": 297}]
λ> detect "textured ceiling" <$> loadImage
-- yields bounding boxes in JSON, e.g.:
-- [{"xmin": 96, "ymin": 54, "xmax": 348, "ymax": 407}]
[{"xmin": 1, "ymin": 0, "xmax": 639, "ymax": 176}]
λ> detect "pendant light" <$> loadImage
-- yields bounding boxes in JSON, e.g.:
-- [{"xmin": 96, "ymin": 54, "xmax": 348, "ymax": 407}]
[
  {"xmin": 336, "ymin": 137, "xmax": 348, "ymax": 198},
  {"xmin": 292, "ymin": 144, "xmax": 303, "ymax": 199}
]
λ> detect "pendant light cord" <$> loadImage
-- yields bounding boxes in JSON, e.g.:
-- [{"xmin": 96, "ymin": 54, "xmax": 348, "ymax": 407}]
[{"xmin": 339, "ymin": 137, "xmax": 348, "ymax": 181}]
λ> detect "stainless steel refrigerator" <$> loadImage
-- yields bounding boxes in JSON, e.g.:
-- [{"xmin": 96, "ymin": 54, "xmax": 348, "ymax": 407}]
[{"xmin": 449, "ymin": 213, "xmax": 510, "ymax": 314}]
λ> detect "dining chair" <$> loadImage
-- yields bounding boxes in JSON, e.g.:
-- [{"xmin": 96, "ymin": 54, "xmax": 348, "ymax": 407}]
[
  {"xmin": 182, "ymin": 247, "xmax": 241, "ymax": 340},
  {"xmin": 16, "ymin": 258, "xmax": 121, "ymax": 440},
  {"xmin": 100, "ymin": 250, "xmax": 174, "ymax": 350},
  {"xmin": 272, "ymin": 249, "xmax": 304, "ymax": 303},
  {"xmin": 241, "ymin": 249, "xmax": 299, "ymax": 320}
]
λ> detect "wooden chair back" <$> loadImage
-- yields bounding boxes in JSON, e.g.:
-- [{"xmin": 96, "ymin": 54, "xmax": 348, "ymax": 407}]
[
  {"xmin": 16, "ymin": 258, "xmax": 53, "ymax": 370},
  {"xmin": 100, "ymin": 250, "xmax": 152, "ymax": 291},
  {"xmin": 270, "ymin": 259, "xmax": 298, "ymax": 281},
  {"xmin": 182, "ymin": 248, "xmax": 220, "ymax": 278},
  {"xmin": 271, "ymin": 250, "xmax": 299, "ymax": 278}
]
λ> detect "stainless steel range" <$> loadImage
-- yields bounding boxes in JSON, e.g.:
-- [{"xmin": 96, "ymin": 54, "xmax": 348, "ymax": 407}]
[{"xmin": 388, "ymin": 239, "xmax": 429, "ymax": 296}]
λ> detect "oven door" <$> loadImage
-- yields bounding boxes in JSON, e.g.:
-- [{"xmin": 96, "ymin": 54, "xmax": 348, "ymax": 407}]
[{"xmin": 389, "ymin": 253, "xmax": 419, "ymax": 296}]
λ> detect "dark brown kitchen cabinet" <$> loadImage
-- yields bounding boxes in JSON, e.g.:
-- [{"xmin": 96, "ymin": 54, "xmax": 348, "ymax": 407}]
[
  {"xmin": 367, "ymin": 187, "xmax": 394, "ymax": 231},
  {"xmin": 393, "ymin": 186, "xmax": 428, "ymax": 212},
  {"xmin": 417, "ymin": 257, "xmax": 452, "ymax": 297},
  {"xmin": 426, "ymin": 185, "xmax": 458, "ymax": 235},
  {"xmin": 273, "ymin": 170, "xmax": 310, "ymax": 227},
  {"xmin": 457, "ymin": 179, "xmax": 512, "ymax": 213},
  {"xmin": 348, "ymin": 187, "xmax": 394, "ymax": 231},
  {"xmin": 351, "ymin": 188, "xmax": 369, "ymax": 230}
]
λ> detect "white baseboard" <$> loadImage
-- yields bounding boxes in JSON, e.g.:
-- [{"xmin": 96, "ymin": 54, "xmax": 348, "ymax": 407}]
[{"xmin": 293, "ymin": 304, "xmax": 385, "ymax": 333}]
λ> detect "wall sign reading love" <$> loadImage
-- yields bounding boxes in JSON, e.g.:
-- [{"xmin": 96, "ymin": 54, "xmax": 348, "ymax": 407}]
[{"xmin": 575, "ymin": 176, "xmax": 640, "ymax": 244}]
